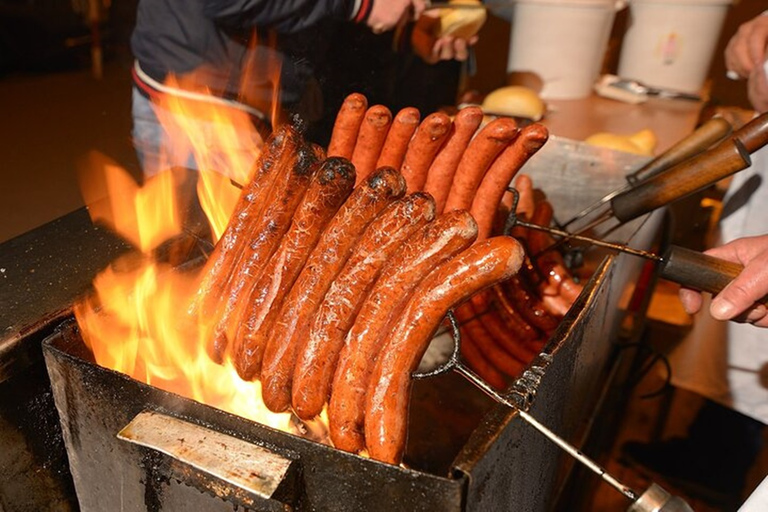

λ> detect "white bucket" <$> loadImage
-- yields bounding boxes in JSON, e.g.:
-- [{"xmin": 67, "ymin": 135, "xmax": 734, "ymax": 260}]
[
  {"xmin": 617, "ymin": 0, "xmax": 732, "ymax": 94},
  {"xmin": 507, "ymin": 0, "xmax": 622, "ymax": 99}
]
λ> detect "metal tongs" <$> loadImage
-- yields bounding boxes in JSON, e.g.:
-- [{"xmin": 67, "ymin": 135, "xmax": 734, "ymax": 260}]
[
  {"xmin": 564, "ymin": 111, "xmax": 768, "ymax": 240},
  {"xmin": 596, "ymin": 74, "xmax": 702, "ymax": 102}
]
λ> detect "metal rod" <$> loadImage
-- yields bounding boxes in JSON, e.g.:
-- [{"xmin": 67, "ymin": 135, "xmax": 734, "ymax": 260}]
[
  {"xmin": 516, "ymin": 409, "xmax": 639, "ymax": 502},
  {"xmin": 452, "ymin": 363, "xmax": 639, "ymax": 502},
  {"xmin": 517, "ymin": 219, "xmax": 662, "ymax": 262},
  {"xmin": 560, "ymin": 188, "xmax": 625, "ymax": 231}
]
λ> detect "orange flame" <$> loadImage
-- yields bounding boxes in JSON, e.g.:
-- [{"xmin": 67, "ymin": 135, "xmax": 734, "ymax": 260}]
[{"xmin": 76, "ymin": 52, "xmax": 330, "ymax": 438}]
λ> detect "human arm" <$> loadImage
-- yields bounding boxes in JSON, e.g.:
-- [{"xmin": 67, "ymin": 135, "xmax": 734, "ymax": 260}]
[
  {"xmin": 204, "ymin": 0, "xmax": 425, "ymax": 35},
  {"xmin": 679, "ymin": 235, "xmax": 768, "ymax": 327}
]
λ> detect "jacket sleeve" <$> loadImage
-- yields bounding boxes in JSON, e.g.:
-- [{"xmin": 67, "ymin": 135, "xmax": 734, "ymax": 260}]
[{"xmin": 203, "ymin": 0, "xmax": 370, "ymax": 33}]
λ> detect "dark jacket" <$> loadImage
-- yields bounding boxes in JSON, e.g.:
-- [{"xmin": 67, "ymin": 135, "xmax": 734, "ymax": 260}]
[{"xmin": 131, "ymin": 0, "xmax": 367, "ymax": 118}]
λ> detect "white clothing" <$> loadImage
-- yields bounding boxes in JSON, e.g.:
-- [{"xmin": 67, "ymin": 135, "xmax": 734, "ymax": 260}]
[{"xmin": 668, "ymin": 144, "xmax": 768, "ymax": 425}]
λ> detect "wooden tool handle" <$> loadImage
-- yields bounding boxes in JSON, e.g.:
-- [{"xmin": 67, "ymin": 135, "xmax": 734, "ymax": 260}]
[
  {"xmin": 610, "ymin": 139, "xmax": 750, "ymax": 223},
  {"xmin": 659, "ymin": 246, "xmax": 768, "ymax": 308},
  {"xmin": 627, "ymin": 117, "xmax": 733, "ymax": 184},
  {"xmin": 733, "ymin": 111, "xmax": 768, "ymax": 153},
  {"xmin": 659, "ymin": 245, "xmax": 744, "ymax": 297}
]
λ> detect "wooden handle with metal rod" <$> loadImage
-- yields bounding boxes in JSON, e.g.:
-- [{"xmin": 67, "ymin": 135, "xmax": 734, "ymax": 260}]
[
  {"xmin": 659, "ymin": 245, "xmax": 768, "ymax": 307},
  {"xmin": 626, "ymin": 117, "xmax": 733, "ymax": 184},
  {"xmin": 611, "ymin": 112, "xmax": 768, "ymax": 223},
  {"xmin": 560, "ymin": 117, "xmax": 732, "ymax": 231}
]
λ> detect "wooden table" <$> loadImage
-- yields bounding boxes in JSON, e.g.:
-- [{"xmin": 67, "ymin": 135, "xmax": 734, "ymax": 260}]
[{"xmin": 541, "ymin": 94, "xmax": 705, "ymax": 154}]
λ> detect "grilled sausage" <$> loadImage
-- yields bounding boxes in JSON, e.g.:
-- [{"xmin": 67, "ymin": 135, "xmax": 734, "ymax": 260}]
[
  {"xmin": 376, "ymin": 107, "xmax": 420, "ymax": 171},
  {"xmin": 260, "ymin": 167, "xmax": 406, "ymax": 413},
  {"xmin": 351, "ymin": 105, "xmax": 393, "ymax": 185},
  {"xmin": 472, "ymin": 286, "xmax": 539, "ymax": 342},
  {"xmin": 364, "ymin": 236, "xmax": 525, "ymax": 464},
  {"xmin": 191, "ymin": 125, "xmax": 297, "ymax": 322},
  {"xmin": 328, "ymin": 210, "xmax": 478, "ymax": 453},
  {"xmin": 458, "ymin": 325, "xmax": 508, "ymax": 391},
  {"xmin": 443, "ymin": 118, "xmax": 520, "ymax": 212},
  {"xmin": 528, "ymin": 199, "xmax": 583, "ymax": 305},
  {"xmin": 292, "ymin": 193, "xmax": 435, "ymax": 419},
  {"xmin": 424, "ymin": 106, "xmax": 484, "ymax": 213},
  {"xmin": 231, "ymin": 157, "xmax": 356, "ymax": 381},
  {"xmin": 469, "ymin": 289, "xmax": 539, "ymax": 362},
  {"xmin": 509, "ymin": 173, "xmax": 536, "ymax": 241},
  {"xmin": 400, "ymin": 112, "xmax": 452, "ymax": 193},
  {"xmin": 500, "ymin": 275, "xmax": 561, "ymax": 334},
  {"xmin": 454, "ymin": 300, "xmax": 527, "ymax": 378},
  {"xmin": 328, "ymin": 93, "xmax": 368, "ymax": 159},
  {"xmin": 471, "ymin": 124, "xmax": 549, "ymax": 241},
  {"xmin": 208, "ymin": 141, "xmax": 320, "ymax": 363}
]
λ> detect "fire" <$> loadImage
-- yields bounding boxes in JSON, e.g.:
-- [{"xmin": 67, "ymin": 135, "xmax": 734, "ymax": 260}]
[{"xmin": 75, "ymin": 60, "xmax": 330, "ymax": 438}]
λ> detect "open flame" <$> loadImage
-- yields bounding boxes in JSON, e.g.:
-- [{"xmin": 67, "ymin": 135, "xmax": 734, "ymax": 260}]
[{"xmin": 75, "ymin": 60, "xmax": 330, "ymax": 437}]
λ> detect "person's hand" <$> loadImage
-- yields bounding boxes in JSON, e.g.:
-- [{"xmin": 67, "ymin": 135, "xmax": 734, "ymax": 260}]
[
  {"xmin": 679, "ymin": 235, "xmax": 768, "ymax": 327},
  {"xmin": 368, "ymin": 0, "xmax": 427, "ymax": 34},
  {"xmin": 410, "ymin": 12, "xmax": 479, "ymax": 64},
  {"xmin": 725, "ymin": 13, "xmax": 768, "ymax": 79},
  {"xmin": 747, "ymin": 60, "xmax": 768, "ymax": 113}
]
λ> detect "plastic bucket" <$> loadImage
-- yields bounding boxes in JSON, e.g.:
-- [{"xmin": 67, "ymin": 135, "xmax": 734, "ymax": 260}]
[
  {"xmin": 507, "ymin": 0, "xmax": 622, "ymax": 99},
  {"xmin": 617, "ymin": 0, "xmax": 732, "ymax": 94}
]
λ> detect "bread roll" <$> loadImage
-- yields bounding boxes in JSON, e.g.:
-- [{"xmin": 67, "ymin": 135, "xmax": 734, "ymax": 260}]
[
  {"xmin": 438, "ymin": 0, "xmax": 487, "ymax": 39},
  {"xmin": 481, "ymin": 86, "xmax": 545, "ymax": 121}
]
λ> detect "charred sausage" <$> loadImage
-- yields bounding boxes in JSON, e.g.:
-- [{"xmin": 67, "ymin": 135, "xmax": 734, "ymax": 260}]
[
  {"xmin": 292, "ymin": 193, "xmax": 436, "ymax": 420},
  {"xmin": 260, "ymin": 167, "xmax": 406, "ymax": 413},
  {"xmin": 364, "ymin": 236, "xmax": 525, "ymax": 464},
  {"xmin": 231, "ymin": 157, "xmax": 356, "ymax": 381},
  {"xmin": 328, "ymin": 210, "xmax": 478, "ymax": 453},
  {"xmin": 191, "ymin": 125, "xmax": 298, "ymax": 323}
]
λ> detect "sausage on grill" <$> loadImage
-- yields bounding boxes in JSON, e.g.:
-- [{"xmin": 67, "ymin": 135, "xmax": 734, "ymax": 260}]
[
  {"xmin": 328, "ymin": 210, "xmax": 478, "ymax": 454},
  {"xmin": 260, "ymin": 167, "xmax": 406, "ymax": 413},
  {"xmin": 328, "ymin": 93, "xmax": 368, "ymax": 159},
  {"xmin": 444, "ymin": 118, "xmax": 520, "ymax": 213},
  {"xmin": 231, "ymin": 157, "xmax": 356, "ymax": 380},
  {"xmin": 376, "ymin": 107, "xmax": 420, "ymax": 171},
  {"xmin": 364, "ymin": 236, "xmax": 525, "ymax": 464},
  {"xmin": 292, "ymin": 193, "xmax": 436, "ymax": 420},
  {"xmin": 351, "ymin": 105, "xmax": 393, "ymax": 185},
  {"xmin": 424, "ymin": 106, "xmax": 484, "ymax": 213},
  {"xmin": 400, "ymin": 112, "xmax": 453, "ymax": 194}
]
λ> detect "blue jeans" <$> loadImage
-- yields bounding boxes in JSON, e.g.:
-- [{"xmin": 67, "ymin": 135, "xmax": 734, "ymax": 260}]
[{"xmin": 131, "ymin": 87, "xmax": 261, "ymax": 180}]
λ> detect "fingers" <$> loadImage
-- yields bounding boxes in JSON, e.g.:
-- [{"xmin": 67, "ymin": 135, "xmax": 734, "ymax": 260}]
[
  {"xmin": 679, "ymin": 287, "xmax": 704, "ymax": 315},
  {"xmin": 725, "ymin": 15, "xmax": 768, "ymax": 78},
  {"xmin": 705, "ymin": 236, "xmax": 768, "ymax": 324},
  {"xmin": 412, "ymin": 0, "xmax": 428, "ymax": 19},
  {"xmin": 747, "ymin": 63, "xmax": 768, "ymax": 113},
  {"xmin": 432, "ymin": 37, "xmax": 474, "ymax": 62}
]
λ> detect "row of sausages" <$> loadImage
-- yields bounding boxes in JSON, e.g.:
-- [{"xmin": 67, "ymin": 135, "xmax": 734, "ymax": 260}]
[
  {"xmin": 456, "ymin": 174, "xmax": 584, "ymax": 390},
  {"xmin": 190, "ymin": 93, "xmax": 578, "ymax": 464}
]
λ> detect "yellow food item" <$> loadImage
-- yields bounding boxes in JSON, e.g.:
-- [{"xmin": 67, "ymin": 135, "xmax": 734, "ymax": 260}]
[
  {"xmin": 584, "ymin": 129, "xmax": 657, "ymax": 156},
  {"xmin": 481, "ymin": 86, "xmax": 546, "ymax": 121},
  {"xmin": 438, "ymin": 0, "xmax": 487, "ymax": 39}
]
